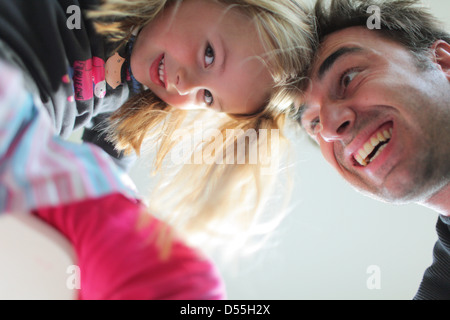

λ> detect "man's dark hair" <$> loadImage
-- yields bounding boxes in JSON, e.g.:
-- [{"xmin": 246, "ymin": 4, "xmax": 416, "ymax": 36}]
[
  {"xmin": 292, "ymin": 0, "xmax": 450, "ymax": 128},
  {"xmin": 313, "ymin": 0, "xmax": 450, "ymax": 66}
]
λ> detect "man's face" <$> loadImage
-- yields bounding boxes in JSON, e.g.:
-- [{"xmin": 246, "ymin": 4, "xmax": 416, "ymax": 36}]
[{"xmin": 299, "ymin": 27, "xmax": 450, "ymax": 203}]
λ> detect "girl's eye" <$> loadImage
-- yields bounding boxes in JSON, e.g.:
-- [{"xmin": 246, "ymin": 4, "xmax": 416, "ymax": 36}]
[
  {"xmin": 204, "ymin": 44, "xmax": 215, "ymax": 67},
  {"xmin": 204, "ymin": 89, "xmax": 214, "ymax": 106}
]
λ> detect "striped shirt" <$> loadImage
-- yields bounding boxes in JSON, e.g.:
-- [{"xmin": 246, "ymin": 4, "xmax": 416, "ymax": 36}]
[
  {"xmin": 0, "ymin": 61, "xmax": 225, "ymax": 300},
  {"xmin": 0, "ymin": 61, "xmax": 137, "ymax": 214}
]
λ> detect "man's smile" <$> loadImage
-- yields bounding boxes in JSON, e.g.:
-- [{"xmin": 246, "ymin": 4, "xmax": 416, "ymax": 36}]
[{"xmin": 352, "ymin": 123, "xmax": 393, "ymax": 167}]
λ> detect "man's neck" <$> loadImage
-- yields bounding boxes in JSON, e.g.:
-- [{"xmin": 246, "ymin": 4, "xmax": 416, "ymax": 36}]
[{"xmin": 421, "ymin": 183, "xmax": 450, "ymax": 216}]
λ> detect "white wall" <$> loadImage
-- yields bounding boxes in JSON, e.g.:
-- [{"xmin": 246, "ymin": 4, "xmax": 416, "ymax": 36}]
[{"xmin": 128, "ymin": 0, "xmax": 450, "ymax": 300}]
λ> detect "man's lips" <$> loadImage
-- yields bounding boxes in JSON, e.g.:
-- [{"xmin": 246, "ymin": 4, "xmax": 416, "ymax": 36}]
[
  {"xmin": 350, "ymin": 122, "xmax": 393, "ymax": 167},
  {"xmin": 150, "ymin": 53, "xmax": 166, "ymax": 88}
]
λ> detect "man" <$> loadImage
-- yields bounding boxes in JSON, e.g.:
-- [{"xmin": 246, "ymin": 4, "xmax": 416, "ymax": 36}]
[{"xmin": 296, "ymin": 0, "xmax": 450, "ymax": 299}]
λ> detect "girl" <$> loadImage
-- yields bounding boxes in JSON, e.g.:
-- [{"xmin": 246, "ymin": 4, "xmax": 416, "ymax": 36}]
[
  {"xmin": 0, "ymin": 60, "xmax": 225, "ymax": 300},
  {"xmin": 94, "ymin": 0, "xmax": 315, "ymax": 250},
  {"xmin": 0, "ymin": 0, "xmax": 314, "ymax": 249}
]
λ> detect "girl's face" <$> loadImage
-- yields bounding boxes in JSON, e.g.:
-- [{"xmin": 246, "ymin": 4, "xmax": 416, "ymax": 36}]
[{"xmin": 130, "ymin": 0, "xmax": 274, "ymax": 114}]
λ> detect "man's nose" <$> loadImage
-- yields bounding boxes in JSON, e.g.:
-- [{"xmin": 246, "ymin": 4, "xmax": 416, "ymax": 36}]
[{"xmin": 319, "ymin": 101, "xmax": 356, "ymax": 142}]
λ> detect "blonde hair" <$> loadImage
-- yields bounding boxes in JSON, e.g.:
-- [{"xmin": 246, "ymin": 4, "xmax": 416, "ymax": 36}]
[{"xmin": 88, "ymin": 0, "xmax": 314, "ymax": 254}]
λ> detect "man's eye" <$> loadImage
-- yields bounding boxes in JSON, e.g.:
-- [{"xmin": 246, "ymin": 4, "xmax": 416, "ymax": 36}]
[
  {"xmin": 303, "ymin": 116, "xmax": 321, "ymax": 138},
  {"xmin": 310, "ymin": 117, "xmax": 322, "ymax": 135},
  {"xmin": 340, "ymin": 68, "xmax": 359, "ymax": 88},
  {"xmin": 204, "ymin": 44, "xmax": 215, "ymax": 67},
  {"xmin": 204, "ymin": 89, "xmax": 214, "ymax": 106}
]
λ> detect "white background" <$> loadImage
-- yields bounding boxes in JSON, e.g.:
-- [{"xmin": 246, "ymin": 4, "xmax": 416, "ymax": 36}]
[{"xmin": 0, "ymin": 0, "xmax": 448, "ymax": 300}]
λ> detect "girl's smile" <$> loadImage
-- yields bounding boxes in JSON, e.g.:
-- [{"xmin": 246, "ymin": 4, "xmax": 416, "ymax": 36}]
[{"xmin": 150, "ymin": 53, "xmax": 166, "ymax": 88}]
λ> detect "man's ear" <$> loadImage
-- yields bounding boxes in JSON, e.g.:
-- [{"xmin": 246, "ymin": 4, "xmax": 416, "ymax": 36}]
[{"xmin": 431, "ymin": 40, "xmax": 450, "ymax": 79}]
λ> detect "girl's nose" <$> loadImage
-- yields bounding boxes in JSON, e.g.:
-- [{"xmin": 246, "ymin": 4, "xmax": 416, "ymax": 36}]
[{"xmin": 173, "ymin": 67, "xmax": 200, "ymax": 96}]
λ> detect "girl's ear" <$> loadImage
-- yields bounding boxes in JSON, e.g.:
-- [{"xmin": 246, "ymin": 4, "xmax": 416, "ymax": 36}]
[{"xmin": 431, "ymin": 40, "xmax": 450, "ymax": 79}]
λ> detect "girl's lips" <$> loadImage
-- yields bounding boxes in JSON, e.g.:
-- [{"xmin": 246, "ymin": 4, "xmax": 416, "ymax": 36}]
[{"xmin": 149, "ymin": 53, "xmax": 165, "ymax": 88}]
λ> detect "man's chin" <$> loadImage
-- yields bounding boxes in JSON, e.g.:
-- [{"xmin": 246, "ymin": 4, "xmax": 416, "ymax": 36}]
[{"xmin": 354, "ymin": 177, "xmax": 438, "ymax": 206}]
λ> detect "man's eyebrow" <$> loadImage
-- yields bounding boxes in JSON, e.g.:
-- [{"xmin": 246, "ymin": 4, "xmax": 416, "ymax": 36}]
[{"xmin": 318, "ymin": 46, "xmax": 363, "ymax": 80}]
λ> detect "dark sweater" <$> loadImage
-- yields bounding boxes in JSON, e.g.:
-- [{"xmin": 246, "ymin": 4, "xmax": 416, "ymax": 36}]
[
  {"xmin": 0, "ymin": 0, "xmax": 142, "ymax": 169},
  {"xmin": 414, "ymin": 215, "xmax": 450, "ymax": 300}
]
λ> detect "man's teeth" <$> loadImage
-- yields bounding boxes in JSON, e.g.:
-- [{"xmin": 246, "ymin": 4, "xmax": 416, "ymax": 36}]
[
  {"xmin": 354, "ymin": 128, "xmax": 392, "ymax": 166},
  {"xmin": 158, "ymin": 57, "xmax": 165, "ymax": 84}
]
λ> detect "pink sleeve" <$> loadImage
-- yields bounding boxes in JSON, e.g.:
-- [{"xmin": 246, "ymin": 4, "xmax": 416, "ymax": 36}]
[{"xmin": 33, "ymin": 194, "xmax": 226, "ymax": 300}]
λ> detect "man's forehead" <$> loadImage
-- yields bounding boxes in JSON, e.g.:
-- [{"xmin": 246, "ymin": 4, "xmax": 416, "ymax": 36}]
[
  {"xmin": 312, "ymin": 26, "xmax": 380, "ymax": 75},
  {"xmin": 319, "ymin": 26, "xmax": 378, "ymax": 50}
]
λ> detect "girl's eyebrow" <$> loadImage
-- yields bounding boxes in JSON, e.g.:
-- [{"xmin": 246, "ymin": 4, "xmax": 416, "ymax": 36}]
[
  {"xmin": 219, "ymin": 35, "xmax": 227, "ymax": 74},
  {"xmin": 216, "ymin": 96, "xmax": 224, "ymax": 112},
  {"xmin": 214, "ymin": 36, "xmax": 227, "ymax": 112}
]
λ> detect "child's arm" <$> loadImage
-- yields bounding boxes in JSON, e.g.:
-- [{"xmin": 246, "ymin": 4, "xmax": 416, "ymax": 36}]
[
  {"xmin": 34, "ymin": 194, "xmax": 226, "ymax": 300},
  {"xmin": 0, "ymin": 61, "xmax": 225, "ymax": 300}
]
